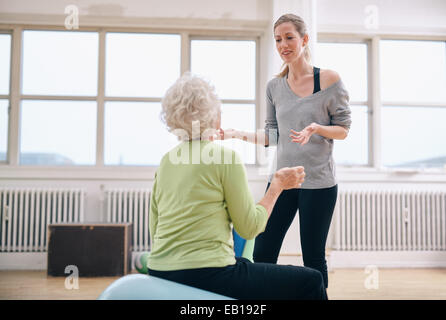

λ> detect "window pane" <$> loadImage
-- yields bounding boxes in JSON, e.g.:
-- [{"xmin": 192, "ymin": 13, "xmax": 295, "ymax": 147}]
[
  {"xmin": 315, "ymin": 42, "xmax": 368, "ymax": 102},
  {"xmin": 105, "ymin": 102, "xmax": 179, "ymax": 165},
  {"xmin": 380, "ymin": 40, "xmax": 446, "ymax": 104},
  {"xmin": 382, "ymin": 106, "xmax": 446, "ymax": 168},
  {"xmin": 0, "ymin": 34, "xmax": 11, "ymax": 95},
  {"xmin": 105, "ymin": 33, "xmax": 181, "ymax": 97},
  {"xmin": 333, "ymin": 105, "xmax": 368, "ymax": 166},
  {"xmin": 22, "ymin": 31, "xmax": 98, "ymax": 96},
  {"xmin": 215, "ymin": 104, "xmax": 256, "ymax": 164},
  {"xmin": 20, "ymin": 100, "xmax": 97, "ymax": 165},
  {"xmin": 0, "ymin": 100, "xmax": 8, "ymax": 161},
  {"xmin": 191, "ymin": 40, "xmax": 256, "ymax": 100}
]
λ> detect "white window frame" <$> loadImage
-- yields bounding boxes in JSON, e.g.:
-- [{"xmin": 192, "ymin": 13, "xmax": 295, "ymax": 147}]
[
  {"xmin": 319, "ymin": 33, "xmax": 446, "ymax": 175},
  {"xmin": 0, "ymin": 24, "xmax": 261, "ymax": 178},
  {"xmin": 1, "ymin": 21, "xmax": 445, "ymax": 183},
  {"xmin": 189, "ymin": 35, "xmax": 260, "ymax": 121},
  {"xmin": 0, "ymin": 30, "xmax": 12, "ymax": 165},
  {"xmin": 316, "ymin": 37, "xmax": 372, "ymax": 168},
  {"xmin": 378, "ymin": 36, "xmax": 446, "ymax": 169},
  {"xmin": 189, "ymin": 35, "xmax": 260, "ymax": 165}
]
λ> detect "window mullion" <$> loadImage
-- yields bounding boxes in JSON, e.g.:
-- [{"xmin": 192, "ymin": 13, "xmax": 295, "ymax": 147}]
[
  {"xmin": 370, "ymin": 36, "xmax": 382, "ymax": 169},
  {"xmin": 96, "ymin": 30, "xmax": 106, "ymax": 167},
  {"xmin": 381, "ymin": 101, "xmax": 446, "ymax": 108},
  {"xmin": 367, "ymin": 38, "xmax": 373, "ymax": 168},
  {"xmin": 8, "ymin": 27, "xmax": 22, "ymax": 166},
  {"xmin": 181, "ymin": 31, "xmax": 190, "ymax": 75},
  {"xmin": 255, "ymin": 36, "xmax": 261, "ymax": 166}
]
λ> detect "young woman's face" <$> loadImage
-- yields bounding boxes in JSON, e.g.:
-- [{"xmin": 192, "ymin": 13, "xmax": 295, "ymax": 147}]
[{"xmin": 274, "ymin": 22, "xmax": 307, "ymax": 63}]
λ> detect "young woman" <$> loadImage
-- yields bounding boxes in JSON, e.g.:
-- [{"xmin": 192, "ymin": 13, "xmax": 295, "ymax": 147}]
[
  {"xmin": 147, "ymin": 73, "xmax": 327, "ymax": 300},
  {"xmin": 219, "ymin": 13, "xmax": 352, "ymax": 288}
]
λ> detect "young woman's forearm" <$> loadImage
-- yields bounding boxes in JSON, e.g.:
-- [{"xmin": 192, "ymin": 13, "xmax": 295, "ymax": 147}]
[
  {"xmin": 314, "ymin": 124, "xmax": 348, "ymax": 140},
  {"xmin": 234, "ymin": 130, "xmax": 268, "ymax": 146}
]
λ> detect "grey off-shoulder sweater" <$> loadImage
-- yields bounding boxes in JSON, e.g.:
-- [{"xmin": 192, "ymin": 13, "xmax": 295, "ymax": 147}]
[{"xmin": 265, "ymin": 76, "xmax": 352, "ymax": 189}]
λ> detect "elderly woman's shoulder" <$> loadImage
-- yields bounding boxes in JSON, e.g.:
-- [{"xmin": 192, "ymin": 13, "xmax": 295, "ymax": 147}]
[
  {"xmin": 207, "ymin": 142, "xmax": 243, "ymax": 167},
  {"xmin": 216, "ymin": 142, "xmax": 242, "ymax": 161}
]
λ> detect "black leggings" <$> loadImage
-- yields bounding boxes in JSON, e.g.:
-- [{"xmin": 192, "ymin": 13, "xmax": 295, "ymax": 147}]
[
  {"xmin": 148, "ymin": 257, "xmax": 327, "ymax": 300},
  {"xmin": 253, "ymin": 184, "xmax": 338, "ymax": 288}
]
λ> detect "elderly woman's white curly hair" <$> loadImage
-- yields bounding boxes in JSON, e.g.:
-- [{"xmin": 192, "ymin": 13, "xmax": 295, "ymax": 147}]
[{"xmin": 160, "ymin": 73, "xmax": 221, "ymax": 141}]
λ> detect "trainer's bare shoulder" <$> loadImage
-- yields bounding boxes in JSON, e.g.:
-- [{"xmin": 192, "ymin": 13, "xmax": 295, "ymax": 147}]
[{"xmin": 319, "ymin": 69, "xmax": 341, "ymax": 90}]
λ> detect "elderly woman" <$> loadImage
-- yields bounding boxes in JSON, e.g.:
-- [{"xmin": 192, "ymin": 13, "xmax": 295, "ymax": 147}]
[{"xmin": 147, "ymin": 73, "xmax": 327, "ymax": 300}]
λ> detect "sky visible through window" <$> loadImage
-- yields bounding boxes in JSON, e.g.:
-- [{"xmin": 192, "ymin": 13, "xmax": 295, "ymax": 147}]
[
  {"xmin": 6, "ymin": 31, "xmax": 446, "ymax": 168},
  {"xmin": 0, "ymin": 34, "xmax": 11, "ymax": 162},
  {"xmin": 191, "ymin": 39, "xmax": 257, "ymax": 164},
  {"xmin": 380, "ymin": 40, "xmax": 446, "ymax": 168},
  {"xmin": 0, "ymin": 34, "xmax": 11, "ymax": 95},
  {"xmin": 315, "ymin": 42, "xmax": 368, "ymax": 166},
  {"xmin": 0, "ymin": 100, "xmax": 8, "ymax": 162}
]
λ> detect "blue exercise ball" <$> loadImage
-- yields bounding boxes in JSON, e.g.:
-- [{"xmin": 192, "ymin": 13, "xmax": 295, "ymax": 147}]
[{"xmin": 98, "ymin": 274, "xmax": 234, "ymax": 300}]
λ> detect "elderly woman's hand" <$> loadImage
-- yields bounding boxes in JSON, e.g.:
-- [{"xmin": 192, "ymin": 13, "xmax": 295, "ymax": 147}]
[
  {"xmin": 258, "ymin": 166, "xmax": 305, "ymax": 217},
  {"xmin": 273, "ymin": 166, "xmax": 305, "ymax": 190}
]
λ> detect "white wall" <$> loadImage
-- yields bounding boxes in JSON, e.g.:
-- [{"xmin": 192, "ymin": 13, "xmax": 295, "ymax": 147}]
[
  {"xmin": 317, "ymin": 0, "xmax": 446, "ymax": 34},
  {"xmin": 2, "ymin": 0, "xmax": 445, "ymax": 32},
  {"xmin": 0, "ymin": 0, "xmax": 270, "ymax": 20},
  {"xmin": 1, "ymin": 0, "xmax": 446, "ymax": 268}
]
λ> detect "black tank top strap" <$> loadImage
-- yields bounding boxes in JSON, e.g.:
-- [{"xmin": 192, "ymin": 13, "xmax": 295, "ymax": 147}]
[{"xmin": 313, "ymin": 66, "xmax": 321, "ymax": 94}]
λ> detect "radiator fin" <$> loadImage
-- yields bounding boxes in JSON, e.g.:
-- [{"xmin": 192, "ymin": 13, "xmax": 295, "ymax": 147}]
[
  {"xmin": 105, "ymin": 189, "xmax": 150, "ymax": 252},
  {"xmin": 335, "ymin": 190, "xmax": 446, "ymax": 251},
  {"xmin": 0, "ymin": 188, "xmax": 85, "ymax": 252}
]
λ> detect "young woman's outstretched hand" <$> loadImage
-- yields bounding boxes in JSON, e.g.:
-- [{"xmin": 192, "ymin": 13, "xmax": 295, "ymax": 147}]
[
  {"xmin": 290, "ymin": 123, "xmax": 349, "ymax": 145},
  {"xmin": 289, "ymin": 123, "xmax": 319, "ymax": 145}
]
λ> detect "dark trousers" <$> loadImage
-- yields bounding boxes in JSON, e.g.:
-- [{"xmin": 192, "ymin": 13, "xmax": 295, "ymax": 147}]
[
  {"xmin": 253, "ymin": 184, "xmax": 338, "ymax": 288},
  {"xmin": 148, "ymin": 257, "xmax": 327, "ymax": 300}
]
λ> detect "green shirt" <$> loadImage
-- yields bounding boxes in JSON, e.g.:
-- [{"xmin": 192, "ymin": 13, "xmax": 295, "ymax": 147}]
[{"xmin": 148, "ymin": 140, "xmax": 268, "ymax": 271}]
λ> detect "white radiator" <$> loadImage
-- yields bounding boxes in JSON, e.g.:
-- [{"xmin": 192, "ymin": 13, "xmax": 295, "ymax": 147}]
[
  {"xmin": 0, "ymin": 188, "xmax": 85, "ymax": 252},
  {"xmin": 334, "ymin": 190, "xmax": 446, "ymax": 251},
  {"xmin": 105, "ymin": 189, "xmax": 150, "ymax": 252}
]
